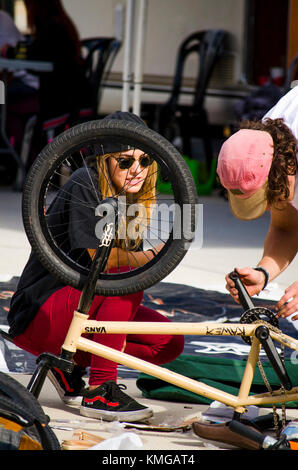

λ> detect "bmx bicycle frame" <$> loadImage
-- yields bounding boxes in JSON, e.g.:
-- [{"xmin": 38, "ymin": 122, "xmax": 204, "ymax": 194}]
[
  {"xmin": 25, "ymin": 209, "xmax": 298, "ymax": 416},
  {"xmin": 61, "ymin": 310, "xmax": 298, "ymax": 415}
]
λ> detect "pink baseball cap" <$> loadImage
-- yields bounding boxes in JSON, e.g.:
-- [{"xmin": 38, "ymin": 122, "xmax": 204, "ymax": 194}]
[{"xmin": 217, "ymin": 129, "xmax": 274, "ymax": 220}]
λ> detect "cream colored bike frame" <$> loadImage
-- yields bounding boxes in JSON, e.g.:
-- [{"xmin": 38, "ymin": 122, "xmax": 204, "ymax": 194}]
[{"xmin": 62, "ymin": 310, "xmax": 298, "ymax": 415}]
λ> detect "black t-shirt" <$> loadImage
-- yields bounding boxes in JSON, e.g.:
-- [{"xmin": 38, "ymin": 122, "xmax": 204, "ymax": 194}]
[{"xmin": 8, "ymin": 167, "xmax": 102, "ymax": 337}]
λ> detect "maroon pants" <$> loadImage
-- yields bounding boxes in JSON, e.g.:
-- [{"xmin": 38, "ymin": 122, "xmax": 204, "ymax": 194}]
[{"xmin": 14, "ymin": 286, "xmax": 184, "ymax": 385}]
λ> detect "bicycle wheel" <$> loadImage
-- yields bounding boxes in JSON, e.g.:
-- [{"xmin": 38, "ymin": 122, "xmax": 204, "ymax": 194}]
[{"xmin": 22, "ymin": 119, "xmax": 198, "ymax": 296}]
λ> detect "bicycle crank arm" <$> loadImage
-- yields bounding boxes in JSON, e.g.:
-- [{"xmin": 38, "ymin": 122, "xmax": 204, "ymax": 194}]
[
  {"xmin": 255, "ymin": 325, "xmax": 292, "ymax": 390},
  {"xmin": 229, "ymin": 420, "xmax": 290, "ymax": 450},
  {"xmin": 229, "ymin": 271, "xmax": 255, "ymax": 311}
]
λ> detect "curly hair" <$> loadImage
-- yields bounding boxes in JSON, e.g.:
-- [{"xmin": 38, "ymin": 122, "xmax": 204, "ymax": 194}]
[{"xmin": 239, "ymin": 118, "xmax": 297, "ymax": 206}]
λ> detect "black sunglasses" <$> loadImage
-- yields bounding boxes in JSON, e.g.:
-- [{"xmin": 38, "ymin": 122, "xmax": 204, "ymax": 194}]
[{"xmin": 112, "ymin": 154, "xmax": 153, "ymax": 170}]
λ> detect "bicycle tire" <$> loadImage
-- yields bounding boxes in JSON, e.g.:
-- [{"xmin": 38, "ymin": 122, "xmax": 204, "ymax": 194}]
[{"xmin": 22, "ymin": 119, "xmax": 198, "ymax": 296}]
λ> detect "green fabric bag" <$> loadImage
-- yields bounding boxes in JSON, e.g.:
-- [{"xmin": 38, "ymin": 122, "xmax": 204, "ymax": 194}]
[{"xmin": 136, "ymin": 355, "xmax": 298, "ymax": 408}]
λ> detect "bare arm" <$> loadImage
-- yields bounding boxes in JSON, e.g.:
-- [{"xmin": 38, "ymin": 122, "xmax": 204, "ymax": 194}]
[
  {"xmin": 88, "ymin": 244, "xmax": 164, "ymax": 270},
  {"xmin": 226, "ymin": 202, "xmax": 298, "ymax": 302},
  {"xmin": 259, "ymin": 203, "xmax": 298, "ymax": 281}
]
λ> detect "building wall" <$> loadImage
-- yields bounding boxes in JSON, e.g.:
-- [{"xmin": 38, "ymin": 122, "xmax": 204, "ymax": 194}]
[
  {"xmin": 56, "ymin": 1, "xmax": 248, "ymax": 122},
  {"xmin": 63, "ymin": 0, "xmax": 245, "ymax": 78}
]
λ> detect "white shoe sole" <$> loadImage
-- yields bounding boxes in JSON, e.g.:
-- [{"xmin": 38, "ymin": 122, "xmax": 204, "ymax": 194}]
[
  {"xmin": 47, "ymin": 369, "xmax": 82, "ymax": 405},
  {"xmin": 80, "ymin": 405, "xmax": 153, "ymax": 422}
]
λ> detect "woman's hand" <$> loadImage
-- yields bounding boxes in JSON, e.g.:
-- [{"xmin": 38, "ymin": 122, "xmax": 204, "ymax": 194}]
[
  {"xmin": 225, "ymin": 267, "xmax": 267, "ymax": 303},
  {"xmin": 275, "ymin": 281, "xmax": 298, "ymax": 320}
]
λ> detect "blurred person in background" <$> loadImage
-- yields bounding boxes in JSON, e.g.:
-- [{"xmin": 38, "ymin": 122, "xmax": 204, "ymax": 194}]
[
  {"xmin": 2, "ymin": 0, "xmax": 92, "ymax": 168},
  {"xmin": 0, "ymin": 6, "xmax": 39, "ymax": 182}
]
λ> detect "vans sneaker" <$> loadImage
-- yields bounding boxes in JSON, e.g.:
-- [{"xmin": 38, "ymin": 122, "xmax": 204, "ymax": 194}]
[
  {"xmin": 47, "ymin": 365, "xmax": 86, "ymax": 405},
  {"xmin": 80, "ymin": 380, "xmax": 153, "ymax": 422}
]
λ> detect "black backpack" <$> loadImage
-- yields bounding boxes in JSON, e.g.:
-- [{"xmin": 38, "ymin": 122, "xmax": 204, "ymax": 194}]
[{"xmin": 0, "ymin": 371, "xmax": 60, "ymax": 450}]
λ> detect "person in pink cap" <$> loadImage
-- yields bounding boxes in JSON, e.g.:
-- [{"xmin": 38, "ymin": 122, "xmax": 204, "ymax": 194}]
[{"xmin": 217, "ymin": 86, "xmax": 298, "ymax": 320}]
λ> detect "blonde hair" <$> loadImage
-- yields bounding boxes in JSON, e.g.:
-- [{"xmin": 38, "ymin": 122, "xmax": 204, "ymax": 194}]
[{"xmin": 96, "ymin": 152, "xmax": 158, "ymax": 250}]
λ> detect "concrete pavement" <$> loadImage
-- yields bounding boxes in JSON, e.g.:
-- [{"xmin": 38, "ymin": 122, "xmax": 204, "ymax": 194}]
[
  {"xmin": 1, "ymin": 186, "xmax": 297, "ymax": 299},
  {"xmin": 1, "ymin": 186, "xmax": 298, "ymax": 451}
]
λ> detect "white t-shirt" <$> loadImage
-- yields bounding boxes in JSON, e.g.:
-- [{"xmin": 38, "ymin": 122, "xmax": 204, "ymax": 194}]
[{"xmin": 264, "ymin": 86, "xmax": 298, "ymax": 210}]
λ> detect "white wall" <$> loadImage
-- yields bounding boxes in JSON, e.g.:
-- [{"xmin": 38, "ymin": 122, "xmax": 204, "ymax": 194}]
[
  {"xmin": 62, "ymin": 0, "xmax": 247, "ymax": 122},
  {"xmin": 63, "ymin": 0, "xmax": 245, "ymax": 76}
]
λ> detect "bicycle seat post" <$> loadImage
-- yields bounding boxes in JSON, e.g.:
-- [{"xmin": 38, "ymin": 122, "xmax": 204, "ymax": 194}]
[
  {"xmin": 59, "ymin": 198, "xmax": 119, "ymax": 368},
  {"xmin": 77, "ymin": 197, "xmax": 119, "ymax": 315}
]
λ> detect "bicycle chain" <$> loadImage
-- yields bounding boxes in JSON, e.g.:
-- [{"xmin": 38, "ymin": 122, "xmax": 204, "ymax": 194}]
[{"xmin": 239, "ymin": 308, "xmax": 287, "ymax": 436}]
